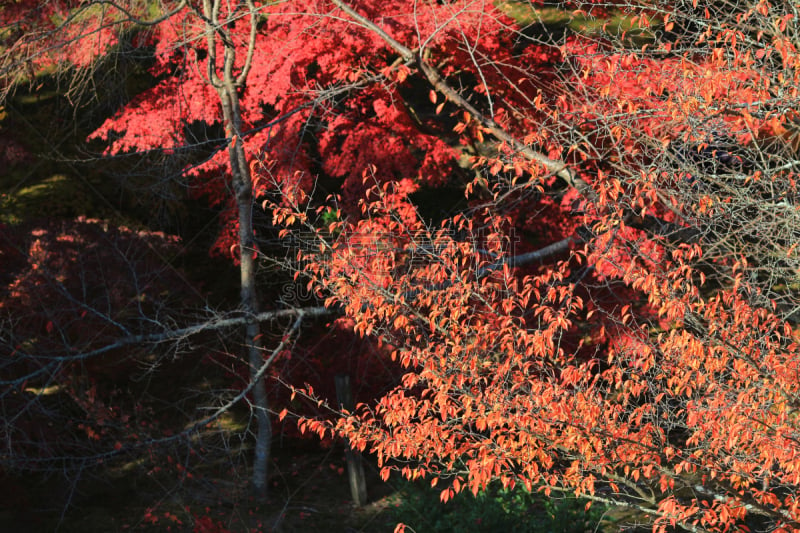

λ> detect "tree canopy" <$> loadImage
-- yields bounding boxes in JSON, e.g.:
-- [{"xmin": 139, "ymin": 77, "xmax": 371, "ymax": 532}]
[{"xmin": 3, "ymin": 0, "xmax": 800, "ymax": 531}]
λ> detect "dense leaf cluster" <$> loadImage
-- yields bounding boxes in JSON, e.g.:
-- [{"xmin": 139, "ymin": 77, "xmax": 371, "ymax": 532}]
[{"xmin": 2, "ymin": 0, "xmax": 800, "ymax": 531}]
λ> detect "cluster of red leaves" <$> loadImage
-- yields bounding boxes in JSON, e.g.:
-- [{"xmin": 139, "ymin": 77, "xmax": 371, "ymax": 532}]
[
  {"xmin": 0, "ymin": 217, "xmax": 197, "ymax": 468},
  {"xmin": 1, "ymin": 0, "xmax": 139, "ymax": 91},
  {"xmin": 1, "ymin": 217, "xmax": 188, "ymax": 356},
  {"xmin": 268, "ymin": 3, "xmax": 800, "ymax": 533},
  {"xmin": 7, "ymin": 0, "xmax": 800, "ymax": 530},
  {"xmin": 289, "ymin": 182, "xmax": 800, "ymax": 532},
  {"xmin": 84, "ymin": 0, "xmax": 524, "ymax": 257}
]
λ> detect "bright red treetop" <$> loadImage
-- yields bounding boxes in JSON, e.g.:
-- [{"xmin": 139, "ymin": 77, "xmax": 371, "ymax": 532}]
[{"xmin": 78, "ymin": 0, "xmax": 545, "ymax": 256}]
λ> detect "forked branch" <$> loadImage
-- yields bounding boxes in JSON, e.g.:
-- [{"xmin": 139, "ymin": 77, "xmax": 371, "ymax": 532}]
[{"xmin": 329, "ymin": 0, "xmax": 597, "ymax": 202}]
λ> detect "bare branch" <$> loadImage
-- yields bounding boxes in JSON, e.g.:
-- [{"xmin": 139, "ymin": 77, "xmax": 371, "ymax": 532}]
[
  {"xmin": 4, "ymin": 306, "xmax": 330, "ymax": 374},
  {"xmin": 89, "ymin": 0, "xmax": 188, "ymax": 26},
  {"xmin": 330, "ymin": 0, "xmax": 597, "ymax": 202},
  {"xmin": 236, "ymin": 0, "xmax": 259, "ymax": 87}
]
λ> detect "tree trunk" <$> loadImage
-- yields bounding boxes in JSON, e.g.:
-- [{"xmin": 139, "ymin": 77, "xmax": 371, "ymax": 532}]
[
  {"xmin": 222, "ymin": 87, "xmax": 270, "ymax": 499},
  {"xmin": 335, "ymin": 374, "xmax": 368, "ymax": 506},
  {"xmin": 203, "ymin": 0, "xmax": 269, "ymax": 500}
]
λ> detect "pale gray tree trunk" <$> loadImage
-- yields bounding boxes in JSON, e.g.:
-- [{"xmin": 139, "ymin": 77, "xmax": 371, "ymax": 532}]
[{"xmin": 202, "ymin": 0, "xmax": 270, "ymax": 499}]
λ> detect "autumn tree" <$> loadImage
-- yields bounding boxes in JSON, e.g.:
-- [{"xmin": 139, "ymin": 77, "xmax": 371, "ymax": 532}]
[
  {"xmin": 1, "ymin": 0, "xmax": 334, "ymax": 505},
  {"xmin": 262, "ymin": 1, "xmax": 800, "ymax": 532},
  {"xmin": 4, "ymin": 0, "xmax": 800, "ymax": 531}
]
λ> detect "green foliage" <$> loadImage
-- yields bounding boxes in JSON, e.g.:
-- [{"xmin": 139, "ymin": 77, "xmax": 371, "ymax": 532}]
[
  {"xmin": 496, "ymin": 1, "xmax": 654, "ymax": 45},
  {"xmin": 1, "ymin": 175, "xmax": 96, "ymax": 224},
  {"xmin": 320, "ymin": 207, "xmax": 340, "ymax": 227},
  {"xmin": 391, "ymin": 480, "xmax": 607, "ymax": 533}
]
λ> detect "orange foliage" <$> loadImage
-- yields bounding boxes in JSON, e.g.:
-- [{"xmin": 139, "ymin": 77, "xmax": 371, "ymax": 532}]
[{"xmin": 265, "ymin": 1, "xmax": 800, "ymax": 531}]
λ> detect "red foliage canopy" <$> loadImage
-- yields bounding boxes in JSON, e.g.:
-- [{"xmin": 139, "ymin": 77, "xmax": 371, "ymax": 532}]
[{"xmin": 4, "ymin": 0, "xmax": 800, "ymax": 530}]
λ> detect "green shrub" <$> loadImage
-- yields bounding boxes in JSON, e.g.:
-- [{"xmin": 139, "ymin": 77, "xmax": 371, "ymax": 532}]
[{"xmin": 390, "ymin": 480, "xmax": 607, "ymax": 533}]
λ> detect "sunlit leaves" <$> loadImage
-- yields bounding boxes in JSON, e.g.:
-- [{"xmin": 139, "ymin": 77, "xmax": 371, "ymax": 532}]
[
  {"xmin": 15, "ymin": 0, "xmax": 800, "ymax": 529},
  {"xmin": 261, "ymin": 0, "xmax": 800, "ymax": 528}
]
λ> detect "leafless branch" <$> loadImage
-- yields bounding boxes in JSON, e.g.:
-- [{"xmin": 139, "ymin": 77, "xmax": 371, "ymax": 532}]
[
  {"xmin": 2, "ymin": 306, "xmax": 330, "ymax": 386},
  {"xmin": 330, "ymin": 0, "xmax": 597, "ymax": 202}
]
